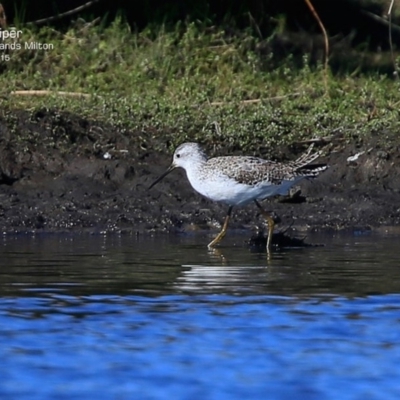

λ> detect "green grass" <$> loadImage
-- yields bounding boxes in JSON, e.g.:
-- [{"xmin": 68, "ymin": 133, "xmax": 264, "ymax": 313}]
[{"xmin": 1, "ymin": 18, "xmax": 400, "ymax": 153}]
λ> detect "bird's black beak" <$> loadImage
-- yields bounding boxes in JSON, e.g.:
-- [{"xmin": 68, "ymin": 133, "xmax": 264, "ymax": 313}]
[{"xmin": 148, "ymin": 164, "xmax": 176, "ymax": 190}]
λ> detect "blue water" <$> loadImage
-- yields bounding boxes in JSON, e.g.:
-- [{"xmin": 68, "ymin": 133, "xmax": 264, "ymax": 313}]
[{"xmin": 0, "ymin": 234, "xmax": 400, "ymax": 399}]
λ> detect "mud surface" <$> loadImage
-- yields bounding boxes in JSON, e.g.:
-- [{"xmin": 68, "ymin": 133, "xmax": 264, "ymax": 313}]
[{"xmin": 0, "ymin": 109, "xmax": 399, "ymax": 240}]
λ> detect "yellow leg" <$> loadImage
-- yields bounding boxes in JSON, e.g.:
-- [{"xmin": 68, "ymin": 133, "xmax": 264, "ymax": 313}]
[
  {"xmin": 254, "ymin": 200, "xmax": 275, "ymax": 252},
  {"xmin": 208, "ymin": 206, "xmax": 233, "ymax": 248}
]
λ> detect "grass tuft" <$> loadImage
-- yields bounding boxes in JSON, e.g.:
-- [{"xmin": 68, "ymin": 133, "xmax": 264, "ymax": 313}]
[{"xmin": 1, "ymin": 18, "xmax": 400, "ymax": 154}]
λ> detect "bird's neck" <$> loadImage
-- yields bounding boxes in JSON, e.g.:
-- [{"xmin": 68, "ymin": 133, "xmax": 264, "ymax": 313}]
[{"xmin": 184, "ymin": 157, "xmax": 207, "ymax": 183}]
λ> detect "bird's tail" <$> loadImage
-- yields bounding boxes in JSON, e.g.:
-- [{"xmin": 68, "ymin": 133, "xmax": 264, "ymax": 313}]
[
  {"xmin": 295, "ymin": 163, "xmax": 328, "ymax": 177},
  {"xmin": 288, "ymin": 144, "xmax": 328, "ymax": 177},
  {"xmin": 289, "ymin": 143, "xmax": 323, "ymax": 169}
]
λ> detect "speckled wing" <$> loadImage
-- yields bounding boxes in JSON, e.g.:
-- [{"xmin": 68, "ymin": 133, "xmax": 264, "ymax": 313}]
[
  {"xmin": 205, "ymin": 156, "xmax": 282, "ymax": 186},
  {"xmin": 205, "ymin": 149, "xmax": 327, "ymax": 187}
]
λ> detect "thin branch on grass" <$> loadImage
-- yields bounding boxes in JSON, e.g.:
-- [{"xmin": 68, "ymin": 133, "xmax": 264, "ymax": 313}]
[
  {"xmin": 360, "ymin": 9, "xmax": 400, "ymax": 34},
  {"xmin": 0, "ymin": 3, "xmax": 7, "ymax": 28},
  {"xmin": 388, "ymin": 0, "xmax": 399, "ymax": 78},
  {"xmin": 295, "ymin": 136, "xmax": 343, "ymax": 145},
  {"xmin": 210, "ymin": 93, "xmax": 300, "ymax": 106},
  {"xmin": 304, "ymin": 0, "xmax": 329, "ymax": 93},
  {"xmin": 27, "ymin": 0, "xmax": 101, "ymax": 25},
  {"xmin": 10, "ymin": 90, "xmax": 91, "ymax": 98},
  {"xmin": 248, "ymin": 12, "xmax": 263, "ymax": 39},
  {"xmin": 211, "ymin": 99, "xmax": 262, "ymax": 106}
]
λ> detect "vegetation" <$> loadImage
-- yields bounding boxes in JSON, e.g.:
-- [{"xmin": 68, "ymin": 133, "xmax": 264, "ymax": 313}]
[{"xmin": 1, "ymin": 18, "xmax": 400, "ymax": 153}]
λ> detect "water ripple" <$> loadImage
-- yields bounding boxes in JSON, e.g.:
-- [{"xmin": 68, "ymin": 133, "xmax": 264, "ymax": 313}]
[{"xmin": 0, "ymin": 234, "xmax": 400, "ymax": 399}]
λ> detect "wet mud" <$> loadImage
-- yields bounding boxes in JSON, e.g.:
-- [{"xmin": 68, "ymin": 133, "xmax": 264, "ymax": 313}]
[{"xmin": 0, "ymin": 109, "xmax": 399, "ymax": 244}]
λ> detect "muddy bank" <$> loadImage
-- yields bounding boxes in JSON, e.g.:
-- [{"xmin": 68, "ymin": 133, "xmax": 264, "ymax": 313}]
[{"xmin": 0, "ymin": 109, "xmax": 399, "ymax": 239}]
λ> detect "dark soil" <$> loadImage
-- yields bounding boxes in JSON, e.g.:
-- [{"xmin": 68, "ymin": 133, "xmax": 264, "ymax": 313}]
[{"xmin": 1, "ymin": 109, "xmax": 399, "ymax": 243}]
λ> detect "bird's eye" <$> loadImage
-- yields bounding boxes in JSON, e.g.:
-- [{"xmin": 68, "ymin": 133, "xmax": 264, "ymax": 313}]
[{"xmin": 176, "ymin": 153, "xmax": 181, "ymax": 158}]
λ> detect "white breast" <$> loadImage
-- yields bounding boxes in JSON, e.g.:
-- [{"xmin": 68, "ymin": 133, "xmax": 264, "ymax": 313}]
[{"xmin": 186, "ymin": 168, "xmax": 289, "ymax": 206}]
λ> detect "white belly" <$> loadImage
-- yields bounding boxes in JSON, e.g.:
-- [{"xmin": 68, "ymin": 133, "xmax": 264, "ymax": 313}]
[{"xmin": 187, "ymin": 171, "xmax": 304, "ymax": 206}]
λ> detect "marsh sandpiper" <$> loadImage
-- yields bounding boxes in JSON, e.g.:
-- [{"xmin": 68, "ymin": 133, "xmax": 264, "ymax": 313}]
[{"xmin": 149, "ymin": 142, "xmax": 327, "ymax": 251}]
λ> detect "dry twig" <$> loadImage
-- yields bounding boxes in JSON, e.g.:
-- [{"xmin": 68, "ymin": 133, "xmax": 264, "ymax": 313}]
[
  {"xmin": 10, "ymin": 90, "xmax": 91, "ymax": 98},
  {"xmin": 0, "ymin": 3, "xmax": 7, "ymax": 28},
  {"xmin": 304, "ymin": 0, "xmax": 329, "ymax": 93},
  {"xmin": 27, "ymin": 0, "xmax": 101, "ymax": 25},
  {"xmin": 210, "ymin": 93, "xmax": 300, "ymax": 106},
  {"xmin": 388, "ymin": 0, "xmax": 399, "ymax": 78},
  {"xmin": 361, "ymin": 9, "xmax": 400, "ymax": 34}
]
